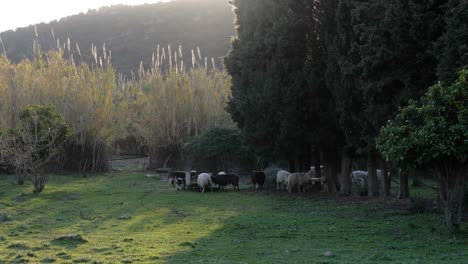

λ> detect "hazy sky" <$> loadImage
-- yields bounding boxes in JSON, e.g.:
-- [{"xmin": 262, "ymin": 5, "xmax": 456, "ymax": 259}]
[{"xmin": 0, "ymin": 0, "xmax": 169, "ymax": 33}]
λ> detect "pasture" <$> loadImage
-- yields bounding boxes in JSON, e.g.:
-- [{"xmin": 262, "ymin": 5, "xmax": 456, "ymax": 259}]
[{"xmin": 0, "ymin": 170, "xmax": 467, "ymax": 263}]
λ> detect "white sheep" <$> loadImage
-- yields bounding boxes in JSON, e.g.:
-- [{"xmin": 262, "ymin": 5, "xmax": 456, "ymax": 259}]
[
  {"xmin": 197, "ymin": 173, "xmax": 213, "ymax": 193},
  {"xmin": 287, "ymin": 171, "xmax": 312, "ymax": 193},
  {"xmin": 351, "ymin": 170, "xmax": 387, "ymax": 194},
  {"xmin": 276, "ymin": 170, "xmax": 290, "ymax": 190}
]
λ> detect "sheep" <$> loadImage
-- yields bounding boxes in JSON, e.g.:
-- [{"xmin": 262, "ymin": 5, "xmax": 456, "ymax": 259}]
[
  {"xmin": 197, "ymin": 173, "xmax": 213, "ymax": 193},
  {"xmin": 287, "ymin": 171, "xmax": 312, "ymax": 193},
  {"xmin": 276, "ymin": 170, "xmax": 290, "ymax": 190},
  {"xmin": 351, "ymin": 170, "xmax": 387, "ymax": 195},
  {"xmin": 175, "ymin": 177, "xmax": 185, "ymax": 191},
  {"xmin": 211, "ymin": 172, "xmax": 240, "ymax": 191},
  {"xmin": 351, "ymin": 170, "xmax": 368, "ymax": 195},
  {"xmin": 251, "ymin": 171, "xmax": 266, "ymax": 190},
  {"xmin": 168, "ymin": 171, "xmax": 187, "ymax": 188}
]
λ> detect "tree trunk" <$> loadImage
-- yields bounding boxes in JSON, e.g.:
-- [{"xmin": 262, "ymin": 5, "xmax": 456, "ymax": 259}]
[
  {"xmin": 33, "ymin": 173, "xmax": 46, "ymax": 193},
  {"xmin": 381, "ymin": 160, "xmax": 390, "ymax": 197},
  {"xmin": 340, "ymin": 152, "xmax": 352, "ymax": 195},
  {"xmin": 367, "ymin": 153, "xmax": 379, "ymax": 197},
  {"xmin": 323, "ymin": 149, "xmax": 340, "ymax": 193},
  {"xmin": 16, "ymin": 174, "xmax": 25, "ymax": 186},
  {"xmin": 435, "ymin": 163, "xmax": 468, "ymax": 233},
  {"xmin": 288, "ymin": 159, "xmax": 296, "ymax": 173},
  {"xmin": 295, "ymin": 158, "xmax": 301, "ymax": 173},
  {"xmin": 398, "ymin": 170, "xmax": 410, "ymax": 199},
  {"xmin": 314, "ymin": 148, "xmax": 321, "ymax": 179}
]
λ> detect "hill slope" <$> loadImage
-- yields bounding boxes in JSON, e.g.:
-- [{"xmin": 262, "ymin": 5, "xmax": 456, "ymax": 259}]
[{"xmin": 0, "ymin": 0, "xmax": 235, "ymax": 74}]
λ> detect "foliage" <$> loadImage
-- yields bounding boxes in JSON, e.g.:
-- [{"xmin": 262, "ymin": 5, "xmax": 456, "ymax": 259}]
[
  {"xmin": 189, "ymin": 127, "xmax": 254, "ymax": 172},
  {"xmin": 377, "ymin": 69, "xmax": 468, "ymax": 168},
  {"xmin": 122, "ymin": 57, "xmax": 234, "ymax": 168},
  {"xmin": 1, "ymin": 37, "xmax": 234, "ymax": 171},
  {"xmin": 322, "ymin": 0, "xmax": 445, "ymax": 153},
  {"xmin": 378, "ymin": 69, "xmax": 468, "ymax": 232},
  {"xmin": 18, "ymin": 105, "xmax": 72, "ymax": 159},
  {"xmin": 225, "ymin": 0, "xmax": 335, "ymax": 170},
  {"xmin": 0, "ymin": 48, "xmax": 117, "ymax": 172},
  {"xmin": 0, "ymin": 105, "xmax": 72, "ymax": 192},
  {"xmin": 0, "ymin": 0, "xmax": 234, "ymax": 75},
  {"xmin": 436, "ymin": 0, "xmax": 468, "ymax": 84}
]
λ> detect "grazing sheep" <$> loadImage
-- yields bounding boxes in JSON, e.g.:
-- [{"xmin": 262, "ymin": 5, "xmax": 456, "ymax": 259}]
[
  {"xmin": 351, "ymin": 170, "xmax": 387, "ymax": 195},
  {"xmin": 276, "ymin": 170, "xmax": 290, "ymax": 190},
  {"xmin": 169, "ymin": 171, "xmax": 187, "ymax": 188},
  {"xmin": 251, "ymin": 171, "xmax": 266, "ymax": 190},
  {"xmin": 287, "ymin": 171, "xmax": 312, "ymax": 193},
  {"xmin": 211, "ymin": 172, "xmax": 240, "ymax": 191},
  {"xmin": 175, "ymin": 177, "xmax": 185, "ymax": 191},
  {"xmin": 197, "ymin": 173, "xmax": 213, "ymax": 193},
  {"xmin": 351, "ymin": 170, "xmax": 368, "ymax": 195}
]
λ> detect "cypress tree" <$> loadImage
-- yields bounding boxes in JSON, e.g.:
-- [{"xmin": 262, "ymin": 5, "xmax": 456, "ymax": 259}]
[{"xmin": 436, "ymin": 0, "xmax": 468, "ymax": 83}]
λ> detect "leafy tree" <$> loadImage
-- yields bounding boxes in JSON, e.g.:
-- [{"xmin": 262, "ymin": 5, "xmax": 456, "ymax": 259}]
[
  {"xmin": 377, "ymin": 70, "xmax": 468, "ymax": 232},
  {"xmin": 0, "ymin": 105, "xmax": 72, "ymax": 193}
]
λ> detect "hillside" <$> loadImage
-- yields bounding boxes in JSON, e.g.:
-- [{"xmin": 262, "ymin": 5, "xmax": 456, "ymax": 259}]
[{"xmin": 0, "ymin": 0, "xmax": 235, "ymax": 74}]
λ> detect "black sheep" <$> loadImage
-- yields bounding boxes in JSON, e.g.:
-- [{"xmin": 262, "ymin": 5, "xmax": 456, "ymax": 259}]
[
  {"xmin": 211, "ymin": 173, "xmax": 240, "ymax": 191},
  {"xmin": 251, "ymin": 170, "xmax": 266, "ymax": 190}
]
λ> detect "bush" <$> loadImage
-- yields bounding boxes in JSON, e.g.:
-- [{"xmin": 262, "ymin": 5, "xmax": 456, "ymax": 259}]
[
  {"xmin": 189, "ymin": 127, "xmax": 255, "ymax": 172},
  {"xmin": 0, "ymin": 105, "xmax": 72, "ymax": 192}
]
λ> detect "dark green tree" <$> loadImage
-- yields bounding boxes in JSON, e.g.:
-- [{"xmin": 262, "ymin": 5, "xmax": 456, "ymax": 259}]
[
  {"xmin": 226, "ymin": 0, "xmax": 321, "ymax": 167},
  {"xmin": 378, "ymin": 70, "xmax": 468, "ymax": 232},
  {"xmin": 321, "ymin": 0, "xmax": 446, "ymax": 196},
  {"xmin": 436, "ymin": 0, "xmax": 468, "ymax": 84},
  {"xmin": 189, "ymin": 127, "xmax": 254, "ymax": 172}
]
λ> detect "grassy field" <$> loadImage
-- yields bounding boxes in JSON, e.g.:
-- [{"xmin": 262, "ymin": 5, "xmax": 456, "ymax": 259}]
[{"xmin": 0, "ymin": 170, "xmax": 467, "ymax": 263}]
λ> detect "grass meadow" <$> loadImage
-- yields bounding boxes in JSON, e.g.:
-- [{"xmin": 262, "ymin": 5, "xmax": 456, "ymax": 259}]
[{"xmin": 0, "ymin": 168, "xmax": 467, "ymax": 263}]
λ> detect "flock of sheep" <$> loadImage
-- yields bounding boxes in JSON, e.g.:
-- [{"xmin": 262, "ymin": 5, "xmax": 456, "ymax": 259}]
[{"xmin": 168, "ymin": 167, "xmax": 381, "ymax": 194}]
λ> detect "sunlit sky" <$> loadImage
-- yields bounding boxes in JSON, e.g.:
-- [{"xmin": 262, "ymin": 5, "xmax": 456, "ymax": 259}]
[{"xmin": 0, "ymin": 0, "xmax": 170, "ymax": 33}]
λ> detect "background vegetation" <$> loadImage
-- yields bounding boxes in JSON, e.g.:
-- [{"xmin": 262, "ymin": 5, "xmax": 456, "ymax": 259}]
[{"xmin": 0, "ymin": 0, "xmax": 234, "ymax": 75}]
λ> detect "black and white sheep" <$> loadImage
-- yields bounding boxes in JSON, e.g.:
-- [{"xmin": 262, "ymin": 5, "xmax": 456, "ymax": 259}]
[
  {"xmin": 168, "ymin": 171, "xmax": 187, "ymax": 188},
  {"xmin": 175, "ymin": 177, "xmax": 186, "ymax": 191},
  {"xmin": 251, "ymin": 171, "xmax": 266, "ymax": 190},
  {"xmin": 197, "ymin": 173, "xmax": 213, "ymax": 193},
  {"xmin": 211, "ymin": 172, "xmax": 240, "ymax": 191}
]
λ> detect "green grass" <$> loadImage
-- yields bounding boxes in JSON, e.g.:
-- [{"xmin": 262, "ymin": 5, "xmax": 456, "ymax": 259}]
[{"xmin": 0, "ymin": 172, "xmax": 466, "ymax": 263}]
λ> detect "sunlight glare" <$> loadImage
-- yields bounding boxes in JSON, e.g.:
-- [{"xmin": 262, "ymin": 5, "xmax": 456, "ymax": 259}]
[{"xmin": 0, "ymin": 0, "xmax": 171, "ymax": 33}]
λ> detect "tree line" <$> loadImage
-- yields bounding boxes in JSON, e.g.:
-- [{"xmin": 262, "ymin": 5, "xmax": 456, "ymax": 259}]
[{"xmin": 225, "ymin": 0, "xmax": 467, "ymax": 231}]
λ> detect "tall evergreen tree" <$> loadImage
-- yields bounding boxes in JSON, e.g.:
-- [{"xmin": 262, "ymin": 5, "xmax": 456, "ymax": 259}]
[
  {"xmin": 321, "ymin": 0, "xmax": 446, "ymax": 196},
  {"xmin": 436, "ymin": 0, "xmax": 468, "ymax": 83},
  {"xmin": 226, "ymin": 0, "xmax": 337, "ymax": 176}
]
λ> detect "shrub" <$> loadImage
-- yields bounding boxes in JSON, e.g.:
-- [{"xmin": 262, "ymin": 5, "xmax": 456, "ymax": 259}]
[
  {"xmin": 0, "ymin": 105, "xmax": 72, "ymax": 192},
  {"xmin": 189, "ymin": 127, "xmax": 255, "ymax": 172}
]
